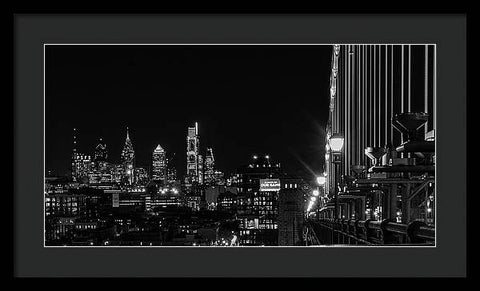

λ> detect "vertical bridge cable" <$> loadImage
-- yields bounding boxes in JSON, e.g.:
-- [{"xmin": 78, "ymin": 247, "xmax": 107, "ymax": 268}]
[
  {"xmin": 355, "ymin": 45, "xmax": 362, "ymax": 165},
  {"xmin": 344, "ymin": 45, "xmax": 347, "ymax": 176},
  {"xmin": 385, "ymin": 45, "xmax": 388, "ymax": 147},
  {"xmin": 401, "ymin": 45, "xmax": 404, "ymax": 144},
  {"xmin": 332, "ymin": 48, "xmax": 336, "ymax": 134},
  {"xmin": 424, "ymin": 45, "xmax": 429, "ymax": 134},
  {"xmin": 336, "ymin": 48, "xmax": 339, "ymax": 135},
  {"xmin": 433, "ymin": 45, "xmax": 436, "ymax": 133},
  {"xmin": 408, "ymin": 45, "xmax": 411, "ymax": 112},
  {"xmin": 341, "ymin": 45, "xmax": 348, "ymax": 174},
  {"xmin": 379, "ymin": 45, "xmax": 383, "ymax": 147},
  {"xmin": 348, "ymin": 45, "xmax": 353, "ymax": 175},
  {"xmin": 360, "ymin": 46, "xmax": 368, "ymax": 164},
  {"xmin": 391, "ymin": 45, "xmax": 394, "ymax": 146},
  {"xmin": 368, "ymin": 45, "xmax": 375, "ymax": 151},
  {"xmin": 373, "ymin": 45, "xmax": 377, "ymax": 147},
  {"xmin": 344, "ymin": 45, "xmax": 352, "ymax": 175}
]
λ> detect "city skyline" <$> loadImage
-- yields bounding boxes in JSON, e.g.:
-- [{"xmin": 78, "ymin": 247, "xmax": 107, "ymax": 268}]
[
  {"xmin": 46, "ymin": 45, "xmax": 332, "ymax": 180},
  {"xmin": 55, "ymin": 122, "xmax": 303, "ymax": 180}
]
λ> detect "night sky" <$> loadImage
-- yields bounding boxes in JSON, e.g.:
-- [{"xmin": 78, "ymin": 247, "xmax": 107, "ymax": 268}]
[{"xmin": 46, "ymin": 45, "xmax": 332, "ymax": 181}]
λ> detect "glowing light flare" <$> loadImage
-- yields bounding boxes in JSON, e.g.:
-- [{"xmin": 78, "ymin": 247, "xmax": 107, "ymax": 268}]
[{"xmin": 316, "ymin": 176, "xmax": 326, "ymax": 185}]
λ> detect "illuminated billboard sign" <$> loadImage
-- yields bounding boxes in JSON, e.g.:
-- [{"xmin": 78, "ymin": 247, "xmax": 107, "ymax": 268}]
[{"xmin": 260, "ymin": 179, "xmax": 281, "ymax": 192}]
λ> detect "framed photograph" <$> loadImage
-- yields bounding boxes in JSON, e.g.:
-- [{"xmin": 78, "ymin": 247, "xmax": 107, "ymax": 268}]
[{"xmin": 14, "ymin": 12, "xmax": 467, "ymax": 277}]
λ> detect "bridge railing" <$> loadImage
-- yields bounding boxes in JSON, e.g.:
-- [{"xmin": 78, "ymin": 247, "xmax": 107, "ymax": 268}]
[{"xmin": 307, "ymin": 218, "xmax": 435, "ymax": 246}]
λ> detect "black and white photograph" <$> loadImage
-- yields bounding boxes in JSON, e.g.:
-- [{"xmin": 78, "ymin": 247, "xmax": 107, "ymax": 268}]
[
  {"xmin": 14, "ymin": 12, "xmax": 468, "ymax": 278},
  {"xmin": 44, "ymin": 43, "xmax": 436, "ymax": 247}
]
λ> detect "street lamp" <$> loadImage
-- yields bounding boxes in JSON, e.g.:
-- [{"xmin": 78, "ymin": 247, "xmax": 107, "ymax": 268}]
[
  {"xmin": 329, "ymin": 134, "xmax": 344, "ymax": 153},
  {"xmin": 328, "ymin": 134, "xmax": 344, "ymax": 219},
  {"xmin": 316, "ymin": 176, "xmax": 326, "ymax": 186}
]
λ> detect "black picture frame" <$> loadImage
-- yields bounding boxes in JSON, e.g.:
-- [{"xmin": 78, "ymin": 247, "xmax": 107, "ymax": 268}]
[{"xmin": 13, "ymin": 13, "xmax": 467, "ymax": 277}]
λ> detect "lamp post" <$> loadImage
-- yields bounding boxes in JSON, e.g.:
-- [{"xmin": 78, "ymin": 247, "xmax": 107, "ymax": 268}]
[
  {"xmin": 316, "ymin": 175, "xmax": 326, "ymax": 220},
  {"xmin": 328, "ymin": 134, "xmax": 344, "ymax": 219}
]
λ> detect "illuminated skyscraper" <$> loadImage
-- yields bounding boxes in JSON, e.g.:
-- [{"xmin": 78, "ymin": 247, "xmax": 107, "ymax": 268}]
[
  {"xmin": 88, "ymin": 138, "xmax": 113, "ymax": 184},
  {"xmin": 94, "ymin": 138, "xmax": 108, "ymax": 162},
  {"xmin": 121, "ymin": 127, "xmax": 135, "ymax": 185},
  {"xmin": 204, "ymin": 148, "xmax": 215, "ymax": 184},
  {"xmin": 152, "ymin": 144, "xmax": 167, "ymax": 183},
  {"xmin": 198, "ymin": 154, "xmax": 204, "ymax": 185},
  {"xmin": 166, "ymin": 154, "xmax": 178, "ymax": 185},
  {"xmin": 71, "ymin": 127, "xmax": 78, "ymax": 180},
  {"xmin": 186, "ymin": 122, "xmax": 200, "ymax": 184},
  {"xmin": 71, "ymin": 128, "xmax": 92, "ymax": 182}
]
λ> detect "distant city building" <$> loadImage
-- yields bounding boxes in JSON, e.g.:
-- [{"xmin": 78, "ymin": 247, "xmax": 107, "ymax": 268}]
[
  {"xmin": 152, "ymin": 144, "xmax": 167, "ymax": 183},
  {"xmin": 94, "ymin": 138, "xmax": 108, "ymax": 162},
  {"xmin": 70, "ymin": 128, "xmax": 92, "ymax": 182},
  {"xmin": 226, "ymin": 174, "xmax": 240, "ymax": 186},
  {"xmin": 186, "ymin": 122, "xmax": 200, "ymax": 185},
  {"xmin": 277, "ymin": 177, "xmax": 307, "ymax": 246},
  {"xmin": 213, "ymin": 170, "xmax": 225, "ymax": 185},
  {"xmin": 167, "ymin": 166, "xmax": 177, "ymax": 185},
  {"xmin": 45, "ymin": 193, "xmax": 87, "ymax": 217},
  {"xmin": 71, "ymin": 128, "xmax": 92, "ymax": 182},
  {"xmin": 88, "ymin": 138, "xmax": 113, "ymax": 184},
  {"xmin": 121, "ymin": 127, "xmax": 135, "ymax": 185},
  {"xmin": 88, "ymin": 168, "xmax": 113, "ymax": 184},
  {"xmin": 112, "ymin": 164, "xmax": 124, "ymax": 184},
  {"xmin": 135, "ymin": 167, "xmax": 149, "ymax": 186},
  {"xmin": 164, "ymin": 153, "xmax": 178, "ymax": 185},
  {"xmin": 235, "ymin": 155, "xmax": 283, "ymax": 246},
  {"xmin": 204, "ymin": 148, "xmax": 215, "ymax": 184},
  {"xmin": 184, "ymin": 194, "xmax": 201, "ymax": 211},
  {"xmin": 151, "ymin": 188, "xmax": 182, "ymax": 209},
  {"xmin": 205, "ymin": 186, "xmax": 221, "ymax": 209},
  {"xmin": 217, "ymin": 191, "xmax": 237, "ymax": 212},
  {"xmin": 197, "ymin": 154, "xmax": 204, "ymax": 185},
  {"xmin": 72, "ymin": 152, "xmax": 92, "ymax": 183}
]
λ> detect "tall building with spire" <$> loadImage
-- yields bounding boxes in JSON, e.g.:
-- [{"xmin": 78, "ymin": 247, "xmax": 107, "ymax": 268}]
[
  {"xmin": 152, "ymin": 144, "xmax": 167, "ymax": 184},
  {"xmin": 121, "ymin": 127, "xmax": 135, "ymax": 185},
  {"xmin": 186, "ymin": 122, "xmax": 200, "ymax": 184}
]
